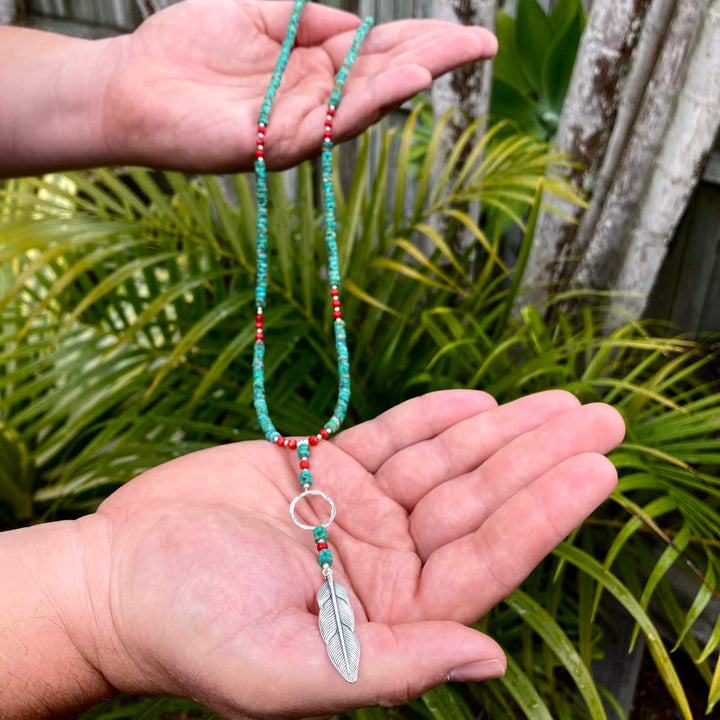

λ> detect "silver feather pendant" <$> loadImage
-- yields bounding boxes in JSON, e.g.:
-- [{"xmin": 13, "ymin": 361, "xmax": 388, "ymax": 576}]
[{"xmin": 317, "ymin": 572, "xmax": 360, "ymax": 682}]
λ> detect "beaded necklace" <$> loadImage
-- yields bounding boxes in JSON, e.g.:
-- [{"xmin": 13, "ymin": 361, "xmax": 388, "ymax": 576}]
[{"xmin": 252, "ymin": 0, "xmax": 373, "ymax": 684}]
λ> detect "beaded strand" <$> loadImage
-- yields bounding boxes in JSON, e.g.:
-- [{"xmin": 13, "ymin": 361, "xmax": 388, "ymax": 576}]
[{"xmin": 252, "ymin": 1, "xmax": 374, "ymax": 574}]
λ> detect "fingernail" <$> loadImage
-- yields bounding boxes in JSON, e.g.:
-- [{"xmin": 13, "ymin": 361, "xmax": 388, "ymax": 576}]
[
  {"xmin": 469, "ymin": 27, "xmax": 498, "ymax": 56},
  {"xmin": 448, "ymin": 659, "xmax": 506, "ymax": 683}
]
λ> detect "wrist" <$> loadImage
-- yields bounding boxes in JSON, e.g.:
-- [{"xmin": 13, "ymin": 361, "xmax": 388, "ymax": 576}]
[
  {"xmin": 0, "ymin": 520, "xmax": 117, "ymax": 718},
  {"xmin": 0, "ymin": 28, "xmax": 128, "ymax": 177}
]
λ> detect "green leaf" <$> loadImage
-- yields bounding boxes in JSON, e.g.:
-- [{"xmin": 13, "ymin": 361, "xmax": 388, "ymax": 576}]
[
  {"xmin": 393, "ymin": 104, "xmax": 420, "ymax": 234},
  {"xmin": 373, "ymin": 257, "xmax": 458, "ymax": 293},
  {"xmin": 203, "ymin": 175, "xmax": 248, "ymax": 265},
  {"xmin": 0, "ymin": 426, "xmax": 33, "ymax": 520},
  {"xmin": 515, "ymin": 0, "xmax": 555, "ymax": 96},
  {"xmin": 421, "ymin": 685, "xmax": 474, "ymax": 720},
  {"xmin": 493, "ymin": 12, "xmax": 533, "ymax": 95},
  {"xmin": 498, "ymin": 654, "xmax": 554, "ymax": 719},
  {"xmin": 344, "ymin": 279, "xmax": 398, "ymax": 316},
  {"xmin": 698, "ymin": 610, "xmax": 720, "ymax": 664},
  {"xmin": 506, "ymin": 589, "xmax": 606, "ymax": 719},
  {"xmin": 542, "ymin": 7, "xmax": 583, "ymax": 113},
  {"xmin": 549, "ymin": 0, "xmax": 584, "ymax": 33},
  {"xmin": 491, "ymin": 79, "xmax": 543, "ymax": 136},
  {"xmin": 555, "ymin": 543, "xmax": 693, "ymax": 720},
  {"xmin": 495, "ymin": 178, "xmax": 544, "ymax": 339},
  {"xmin": 297, "ymin": 162, "xmax": 316, "ymax": 314},
  {"xmin": 629, "ymin": 523, "xmax": 691, "ymax": 651},
  {"xmin": 340, "ymin": 135, "xmax": 369, "ymax": 277},
  {"xmin": 708, "ymin": 649, "xmax": 720, "ymax": 714},
  {"xmin": 145, "ymin": 291, "xmax": 253, "ymax": 397}
]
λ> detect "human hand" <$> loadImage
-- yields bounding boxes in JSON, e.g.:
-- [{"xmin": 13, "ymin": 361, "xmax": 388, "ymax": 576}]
[
  {"xmin": 101, "ymin": 0, "xmax": 497, "ymax": 171},
  {"xmin": 61, "ymin": 390, "xmax": 624, "ymax": 718}
]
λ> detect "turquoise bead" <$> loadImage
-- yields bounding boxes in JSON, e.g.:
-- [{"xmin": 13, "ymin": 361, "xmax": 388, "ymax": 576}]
[
  {"xmin": 314, "ymin": 526, "xmax": 328, "ymax": 543},
  {"xmin": 254, "ymin": 9, "xmax": 372, "ymax": 446},
  {"xmin": 299, "ymin": 469, "xmax": 313, "ymax": 485},
  {"xmin": 318, "ymin": 550, "xmax": 333, "ymax": 567}
]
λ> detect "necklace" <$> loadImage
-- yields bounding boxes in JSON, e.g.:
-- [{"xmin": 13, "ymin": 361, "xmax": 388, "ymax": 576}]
[{"xmin": 252, "ymin": 0, "xmax": 373, "ymax": 684}]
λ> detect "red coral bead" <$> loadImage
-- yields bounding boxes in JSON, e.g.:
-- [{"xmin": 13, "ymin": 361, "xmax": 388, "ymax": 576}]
[
  {"xmin": 320, "ymin": 429, "xmax": 330, "ymax": 439},
  {"xmin": 309, "ymin": 435, "xmax": 320, "ymax": 446},
  {"xmin": 276, "ymin": 437, "xmax": 285, "ymax": 447},
  {"xmin": 327, "ymin": 107, "xmax": 336, "ymax": 116},
  {"xmin": 256, "ymin": 331, "xmax": 263, "ymax": 340},
  {"xmin": 332, "ymin": 299, "xmax": 341, "ymax": 308},
  {"xmin": 299, "ymin": 459, "xmax": 310, "ymax": 470},
  {"xmin": 333, "ymin": 310, "xmax": 342, "ymax": 319},
  {"xmin": 316, "ymin": 541, "xmax": 329, "ymax": 551},
  {"xmin": 330, "ymin": 287, "xmax": 339, "ymax": 297},
  {"xmin": 256, "ymin": 149, "xmax": 265, "ymax": 159},
  {"xmin": 288, "ymin": 439, "xmax": 298, "ymax": 450}
]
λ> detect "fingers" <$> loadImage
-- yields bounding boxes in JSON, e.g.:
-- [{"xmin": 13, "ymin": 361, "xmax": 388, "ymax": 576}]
[
  {"xmin": 213, "ymin": 617, "xmax": 505, "ymax": 717},
  {"xmin": 410, "ymin": 402, "xmax": 626, "ymax": 558},
  {"xmin": 332, "ymin": 64, "xmax": 433, "ymax": 140},
  {"xmin": 333, "ymin": 390, "xmax": 498, "ymax": 473},
  {"xmin": 324, "ymin": 20, "xmax": 498, "ymax": 74},
  {"xmin": 301, "ymin": 20, "xmax": 498, "ymax": 143},
  {"xmin": 352, "ymin": 621, "xmax": 506, "ymax": 704},
  {"xmin": 255, "ymin": 1, "xmax": 361, "ymax": 46},
  {"xmin": 417, "ymin": 452, "xmax": 620, "ymax": 624},
  {"xmin": 271, "ymin": 63, "xmax": 435, "ymax": 162},
  {"xmin": 373, "ymin": 390, "xmax": 581, "ymax": 509}
]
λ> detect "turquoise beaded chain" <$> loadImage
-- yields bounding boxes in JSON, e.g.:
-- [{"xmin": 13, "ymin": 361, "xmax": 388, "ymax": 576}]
[{"xmin": 252, "ymin": 0, "xmax": 373, "ymax": 683}]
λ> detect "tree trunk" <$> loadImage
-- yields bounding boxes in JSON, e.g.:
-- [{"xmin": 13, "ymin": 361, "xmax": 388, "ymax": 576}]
[
  {"xmin": 428, "ymin": 0, "xmax": 496, "ymax": 257},
  {"xmin": 0, "ymin": 0, "xmax": 16, "ymax": 24},
  {"xmin": 136, "ymin": 0, "xmax": 176, "ymax": 19},
  {"xmin": 572, "ymin": 0, "xmax": 709, "ymax": 291},
  {"xmin": 430, "ymin": 0, "xmax": 496, "ymax": 139},
  {"xmin": 568, "ymin": 0, "xmax": 680, "ymax": 289},
  {"xmin": 519, "ymin": 0, "xmax": 653, "ymax": 304},
  {"xmin": 609, "ymin": 0, "xmax": 720, "ymax": 318},
  {"xmin": 520, "ymin": 0, "xmax": 720, "ymax": 323}
]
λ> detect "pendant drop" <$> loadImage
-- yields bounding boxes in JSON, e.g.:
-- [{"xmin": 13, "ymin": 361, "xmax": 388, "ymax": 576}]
[
  {"xmin": 317, "ymin": 568, "xmax": 360, "ymax": 683},
  {"xmin": 289, "ymin": 486, "xmax": 361, "ymax": 682}
]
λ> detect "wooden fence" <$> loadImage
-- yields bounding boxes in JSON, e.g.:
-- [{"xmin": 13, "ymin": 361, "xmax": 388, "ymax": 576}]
[{"xmin": 23, "ymin": 0, "xmax": 424, "ymax": 32}]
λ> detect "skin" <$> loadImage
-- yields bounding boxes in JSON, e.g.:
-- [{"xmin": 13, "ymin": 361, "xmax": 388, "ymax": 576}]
[
  {"xmin": 0, "ymin": 2, "xmax": 626, "ymax": 718},
  {"xmin": 1, "ymin": 390, "xmax": 625, "ymax": 719},
  {"xmin": 0, "ymin": 0, "xmax": 498, "ymax": 176}
]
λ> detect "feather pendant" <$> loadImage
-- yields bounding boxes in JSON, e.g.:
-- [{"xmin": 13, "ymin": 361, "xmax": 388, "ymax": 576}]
[{"xmin": 317, "ymin": 574, "xmax": 360, "ymax": 682}]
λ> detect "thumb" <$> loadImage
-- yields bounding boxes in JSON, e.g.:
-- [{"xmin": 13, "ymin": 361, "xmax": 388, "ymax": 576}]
[
  {"xmin": 355, "ymin": 621, "xmax": 506, "ymax": 707},
  {"xmin": 191, "ymin": 616, "xmax": 506, "ymax": 718}
]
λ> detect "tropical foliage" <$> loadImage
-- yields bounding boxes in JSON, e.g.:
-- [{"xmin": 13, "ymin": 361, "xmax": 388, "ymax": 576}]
[
  {"xmin": 491, "ymin": 0, "xmax": 586, "ymax": 141},
  {"xmin": 1, "ymin": 111, "xmax": 719, "ymax": 719}
]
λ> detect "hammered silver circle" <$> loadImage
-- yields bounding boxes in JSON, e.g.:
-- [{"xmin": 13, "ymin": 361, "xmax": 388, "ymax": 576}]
[{"xmin": 289, "ymin": 490, "xmax": 336, "ymax": 531}]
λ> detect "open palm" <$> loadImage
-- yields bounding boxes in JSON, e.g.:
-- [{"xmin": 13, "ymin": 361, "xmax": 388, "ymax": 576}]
[
  {"xmin": 105, "ymin": 0, "xmax": 497, "ymax": 171},
  {"xmin": 79, "ymin": 389, "xmax": 624, "ymax": 718}
]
